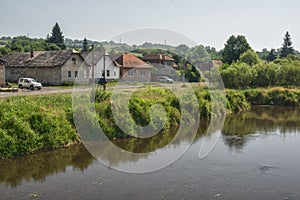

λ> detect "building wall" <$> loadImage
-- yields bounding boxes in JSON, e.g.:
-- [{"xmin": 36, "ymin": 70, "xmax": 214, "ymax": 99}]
[
  {"xmin": 0, "ymin": 64, "xmax": 5, "ymax": 86},
  {"xmin": 121, "ymin": 68, "xmax": 151, "ymax": 82},
  {"xmin": 61, "ymin": 54, "xmax": 90, "ymax": 84},
  {"xmin": 5, "ymin": 66, "xmax": 61, "ymax": 85},
  {"xmin": 94, "ymin": 56, "xmax": 120, "ymax": 80}
]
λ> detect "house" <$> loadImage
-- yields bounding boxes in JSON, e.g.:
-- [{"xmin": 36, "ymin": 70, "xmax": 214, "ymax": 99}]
[
  {"xmin": 212, "ymin": 60, "xmax": 223, "ymax": 66},
  {"xmin": 81, "ymin": 50, "xmax": 120, "ymax": 82},
  {"xmin": 142, "ymin": 54, "xmax": 177, "ymax": 81},
  {"xmin": 195, "ymin": 59, "xmax": 224, "ymax": 72},
  {"xmin": 142, "ymin": 54, "xmax": 177, "ymax": 68},
  {"xmin": 111, "ymin": 53, "xmax": 152, "ymax": 82},
  {"xmin": 3, "ymin": 50, "xmax": 90, "ymax": 85},
  {"xmin": 0, "ymin": 58, "xmax": 7, "ymax": 86}
]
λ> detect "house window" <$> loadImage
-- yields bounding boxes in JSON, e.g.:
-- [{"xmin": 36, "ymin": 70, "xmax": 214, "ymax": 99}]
[
  {"xmin": 72, "ymin": 57, "xmax": 76, "ymax": 64},
  {"xmin": 68, "ymin": 71, "xmax": 72, "ymax": 78},
  {"xmin": 75, "ymin": 71, "xmax": 78, "ymax": 78},
  {"xmin": 140, "ymin": 70, "xmax": 145, "ymax": 77},
  {"xmin": 128, "ymin": 71, "xmax": 134, "ymax": 77},
  {"xmin": 114, "ymin": 70, "xmax": 117, "ymax": 77},
  {"xmin": 84, "ymin": 70, "xmax": 87, "ymax": 78},
  {"xmin": 106, "ymin": 70, "xmax": 110, "ymax": 77}
]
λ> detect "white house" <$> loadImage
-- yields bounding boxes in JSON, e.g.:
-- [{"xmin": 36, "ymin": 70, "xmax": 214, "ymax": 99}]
[{"xmin": 94, "ymin": 54, "xmax": 120, "ymax": 80}]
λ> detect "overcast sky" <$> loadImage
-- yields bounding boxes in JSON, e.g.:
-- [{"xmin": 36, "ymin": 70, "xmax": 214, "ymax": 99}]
[{"xmin": 1, "ymin": 0, "xmax": 300, "ymax": 50}]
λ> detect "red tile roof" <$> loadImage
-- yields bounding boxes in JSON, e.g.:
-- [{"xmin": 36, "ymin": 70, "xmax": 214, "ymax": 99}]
[{"xmin": 113, "ymin": 53, "xmax": 152, "ymax": 69}]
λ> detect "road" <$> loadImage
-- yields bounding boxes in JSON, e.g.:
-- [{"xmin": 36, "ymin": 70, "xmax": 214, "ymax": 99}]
[{"xmin": 0, "ymin": 83, "xmax": 189, "ymax": 98}]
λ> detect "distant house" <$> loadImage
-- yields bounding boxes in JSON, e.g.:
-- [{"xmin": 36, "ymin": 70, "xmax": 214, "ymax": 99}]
[
  {"xmin": 195, "ymin": 59, "xmax": 224, "ymax": 72},
  {"xmin": 3, "ymin": 50, "xmax": 90, "ymax": 85},
  {"xmin": 142, "ymin": 54, "xmax": 177, "ymax": 68},
  {"xmin": 0, "ymin": 58, "xmax": 7, "ymax": 86},
  {"xmin": 142, "ymin": 54, "xmax": 177, "ymax": 81},
  {"xmin": 212, "ymin": 60, "xmax": 223, "ymax": 67},
  {"xmin": 111, "ymin": 53, "xmax": 152, "ymax": 82}
]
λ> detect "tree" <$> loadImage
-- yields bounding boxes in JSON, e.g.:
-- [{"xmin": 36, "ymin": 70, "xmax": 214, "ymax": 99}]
[
  {"xmin": 174, "ymin": 44, "xmax": 189, "ymax": 54},
  {"xmin": 220, "ymin": 62, "xmax": 256, "ymax": 89},
  {"xmin": 239, "ymin": 50, "xmax": 260, "ymax": 66},
  {"xmin": 185, "ymin": 63, "xmax": 202, "ymax": 82},
  {"xmin": 46, "ymin": 43, "xmax": 61, "ymax": 50},
  {"xmin": 280, "ymin": 31, "xmax": 294, "ymax": 58},
  {"xmin": 47, "ymin": 23, "xmax": 66, "ymax": 50},
  {"xmin": 0, "ymin": 47, "xmax": 10, "ymax": 57},
  {"xmin": 266, "ymin": 48, "xmax": 277, "ymax": 62},
  {"xmin": 222, "ymin": 35, "xmax": 252, "ymax": 64},
  {"xmin": 83, "ymin": 38, "xmax": 88, "ymax": 51}
]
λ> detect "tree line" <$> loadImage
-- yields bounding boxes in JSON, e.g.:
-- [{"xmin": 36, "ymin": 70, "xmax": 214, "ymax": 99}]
[
  {"xmin": 0, "ymin": 23, "xmax": 66, "ymax": 57},
  {"xmin": 219, "ymin": 31, "xmax": 300, "ymax": 89}
]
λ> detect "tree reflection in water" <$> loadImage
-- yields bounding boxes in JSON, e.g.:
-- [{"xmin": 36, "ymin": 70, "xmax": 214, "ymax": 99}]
[
  {"xmin": 222, "ymin": 106, "xmax": 300, "ymax": 151},
  {"xmin": 0, "ymin": 144, "xmax": 95, "ymax": 188}
]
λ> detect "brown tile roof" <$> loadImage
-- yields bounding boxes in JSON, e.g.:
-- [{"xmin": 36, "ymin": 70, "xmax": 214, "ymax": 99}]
[
  {"xmin": 3, "ymin": 50, "xmax": 80, "ymax": 67},
  {"xmin": 142, "ymin": 54, "xmax": 175, "ymax": 61},
  {"xmin": 113, "ymin": 53, "xmax": 152, "ymax": 69}
]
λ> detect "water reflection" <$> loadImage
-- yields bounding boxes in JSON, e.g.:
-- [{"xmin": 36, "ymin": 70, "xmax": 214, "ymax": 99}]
[
  {"xmin": 0, "ymin": 145, "xmax": 95, "ymax": 188},
  {"xmin": 222, "ymin": 106, "xmax": 300, "ymax": 150},
  {"xmin": 1, "ymin": 106, "xmax": 300, "ymax": 187}
]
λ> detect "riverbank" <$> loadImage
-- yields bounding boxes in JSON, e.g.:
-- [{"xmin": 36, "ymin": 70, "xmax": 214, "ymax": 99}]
[
  {"xmin": 0, "ymin": 94, "xmax": 79, "ymax": 158},
  {"xmin": 1, "ymin": 86, "xmax": 300, "ymax": 158}
]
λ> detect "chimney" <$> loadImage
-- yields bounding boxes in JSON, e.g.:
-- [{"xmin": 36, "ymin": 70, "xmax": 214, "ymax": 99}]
[{"xmin": 30, "ymin": 50, "xmax": 34, "ymax": 58}]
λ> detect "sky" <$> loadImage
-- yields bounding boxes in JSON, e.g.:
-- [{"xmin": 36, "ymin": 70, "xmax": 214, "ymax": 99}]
[{"xmin": 1, "ymin": 0, "xmax": 300, "ymax": 51}]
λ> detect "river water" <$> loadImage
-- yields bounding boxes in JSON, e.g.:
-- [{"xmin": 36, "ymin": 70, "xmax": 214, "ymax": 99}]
[{"xmin": 1, "ymin": 106, "xmax": 300, "ymax": 199}]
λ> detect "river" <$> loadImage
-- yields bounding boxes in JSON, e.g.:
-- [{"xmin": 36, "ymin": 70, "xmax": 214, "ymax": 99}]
[{"xmin": 1, "ymin": 106, "xmax": 300, "ymax": 199}]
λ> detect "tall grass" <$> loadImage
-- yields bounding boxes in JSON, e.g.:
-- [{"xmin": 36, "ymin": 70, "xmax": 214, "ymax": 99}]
[{"xmin": 0, "ymin": 94, "xmax": 79, "ymax": 158}]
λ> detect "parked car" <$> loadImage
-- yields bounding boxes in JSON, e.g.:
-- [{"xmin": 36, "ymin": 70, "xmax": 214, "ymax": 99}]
[
  {"xmin": 18, "ymin": 78, "xmax": 42, "ymax": 90},
  {"xmin": 157, "ymin": 76, "xmax": 174, "ymax": 83}
]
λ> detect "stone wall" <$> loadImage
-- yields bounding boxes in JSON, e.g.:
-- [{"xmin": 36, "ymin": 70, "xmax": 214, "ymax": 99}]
[{"xmin": 5, "ymin": 66, "xmax": 61, "ymax": 85}]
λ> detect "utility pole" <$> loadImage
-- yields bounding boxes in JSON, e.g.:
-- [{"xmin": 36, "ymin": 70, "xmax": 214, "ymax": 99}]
[
  {"xmin": 91, "ymin": 44, "xmax": 95, "ymax": 84},
  {"xmin": 103, "ymin": 50, "xmax": 106, "ymax": 91}
]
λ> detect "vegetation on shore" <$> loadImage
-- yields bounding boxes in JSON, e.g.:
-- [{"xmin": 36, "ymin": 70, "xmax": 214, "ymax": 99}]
[
  {"xmin": 1, "ymin": 86, "xmax": 300, "ymax": 158},
  {"xmin": 0, "ymin": 94, "xmax": 78, "ymax": 158}
]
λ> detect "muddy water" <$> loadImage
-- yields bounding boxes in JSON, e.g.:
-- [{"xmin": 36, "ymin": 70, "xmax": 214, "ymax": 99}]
[{"xmin": 1, "ymin": 106, "xmax": 300, "ymax": 199}]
